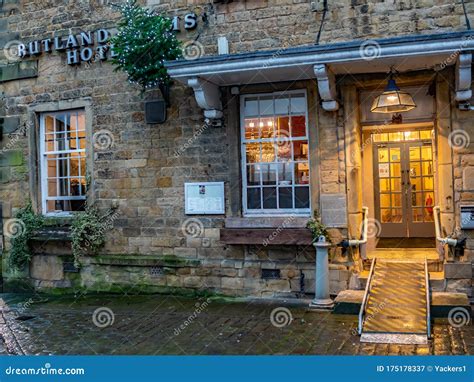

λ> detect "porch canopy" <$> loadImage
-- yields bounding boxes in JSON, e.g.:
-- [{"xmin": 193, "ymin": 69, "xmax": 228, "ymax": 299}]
[{"xmin": 166, "ymin": 31, "xmax": 474, "ymax": 119}]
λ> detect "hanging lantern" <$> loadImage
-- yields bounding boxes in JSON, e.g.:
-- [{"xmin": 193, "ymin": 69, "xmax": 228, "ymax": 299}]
[{"xmin": 371, "ymin": 75, "xmax": 416, "ymax": 113}]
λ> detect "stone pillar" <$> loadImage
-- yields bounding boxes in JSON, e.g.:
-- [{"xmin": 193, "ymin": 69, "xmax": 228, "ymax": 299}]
[{"xmin": 310, "ymin": 236, "xmax": 334, "ymax": 309}]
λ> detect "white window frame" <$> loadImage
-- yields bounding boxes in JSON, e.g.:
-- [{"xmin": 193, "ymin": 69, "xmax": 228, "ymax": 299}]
[
  {"xmin": 39, "ymin": 109, "xmax": 87, "ymax": 216},
  {"xmin": 240, "ymin": 89, "xmax": 311, "ymax": 217}
]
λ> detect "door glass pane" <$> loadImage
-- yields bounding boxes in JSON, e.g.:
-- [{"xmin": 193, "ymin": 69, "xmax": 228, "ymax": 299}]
[
  {"xmin": 411, "ymin": 177, "xmax": 421, "ymax": 192},
  {"xmin": 378, "ymin": 148, "xmax": 389, "ymax": 162},
  {"xmin": 390, "ymin": 148, "xmax": 400, "ymax": 162},
  {"xmin": 380, "ymin": 194, "xmax": 391, "ymax": 208},
  {"xmin": 392, "ymin": 194, "xmax": 402, "ymax": 208},
  {"xmin": 381, "ymin": 209, "xmax": 392, "ymax": 223},
  {"xmin": 412, "ymin": 192, "xmax": 423, "ymax": 207},
  {"xmin": 404, "ymin": 131, "xmax": 419, "ymax": 141},
  {"xmin": 410, "ymin": 147, "xmax": 420, "ymax": 160},
  {"xmin": 410, "ymin": 162, "xmax": 421, "ymax": 177},
  {"xmin": 422, "ymin": 161, "xmax": 433, "ymax": 175},
  {"xmin": 390, "ymin": 178, "xmax": 401, "ymax": 192},
  {"xmin": 392, "ymin": 209, "xmax": 403, "ymax": 223},
  {"xmin": 390, "ymin": 163, "xmax": 401, "ymax": 177},
  {"xmin": 423, "ymin": 177, "xmax": 434, "ymax": 191},
  {"xmin": 420, "ymin": 130, "xmax": 432, "ymax": 140},
  {"xmin": 413, "ymin": 208, "xmax": 423, "ymax": 222},
  {"xmin": 380, "ymin": 179, "xmax": 390, "ymax": 192},
  {"xmin": 421, "ymin": 146, "xmax": 432, "ymax": 160}
]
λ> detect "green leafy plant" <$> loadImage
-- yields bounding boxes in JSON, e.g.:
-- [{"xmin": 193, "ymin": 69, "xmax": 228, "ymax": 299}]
[
  {"xmin": 110, "ymin": 0, "xmax": 182, "ymax": 89},
  {"xmin": 8, "ymin": 203, "xmax": 45, "ymax": 270},
  {"xmin": 71, "ymin": 204, "xmax": 117, "ymax": 267},
  {"xmin": 306, "ymin": 210, "xmax": 330, "ymax": 243}
]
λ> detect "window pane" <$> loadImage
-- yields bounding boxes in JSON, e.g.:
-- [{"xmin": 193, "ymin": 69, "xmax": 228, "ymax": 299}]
[
  {"xmin": 247, "ymin": 165, "xmax": 260, "ymax": 186},
  {"xmin": 274, "ymin": 97, "xmax": 289, "ymax": 114},
  {"xmin": 261, "ymin": 143, "xmax": 275, "ymax": 162},
  {"xmin": 294, "ymin": 187, "xmax": 309, "ymax": 208},
  {"xmin": 279, "ymin": 187, "xmax": 293, "ymax": 209},
  {"xmin": 293, "ymin": 141, "xmax": 308, "ymax": 161},
  {"xmin": 246, "ymin": 143, "xmax": 260, "ymax": 163},
  {"xmin": 244, "ymin": 98, "xmax": 258, "ymax": 116},
  {"xmin": 263, "ymin": 187, "xmax": 277, "ymax": 209},
  {"xmin": 291, "ymin": 116, "xmax": 306, "ymax": 137},
  {"xmin": 244, "ymin": 118, "xmax": 259, "ymax": 140},
  {"xmin": 295, "ymin": 162, "xmax": 309, "ymax": 184},
  {"xmin": 261, "ymin": 163, "xmax": 277, "ymax": 185},
  {"xmin": 277, "ymin": 163, "xmax": 292, "ymax": 185},
  {"xmin": 247, "ymin": 188, "xmax": 261, "ymax": 209},
  {"xmin": 259, "ymin": 97, "xmax": 274, "ymax": 116},
  {"xmin": 290, "ymin": 95, "xmax": 306, "ymax": 114},
  {"xmin": 260, "ymin": 118, "xmax": 275, "ymax": 139},
  {"xmin": 275, "ymin": 117, "xmax": 290, "ymax": 138}
]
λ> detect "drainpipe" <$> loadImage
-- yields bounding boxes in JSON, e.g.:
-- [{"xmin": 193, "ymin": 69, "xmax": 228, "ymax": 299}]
[
  {"xmin": 433, "ymin": 206, "xmax": 457, "ymax": 246},
  {"xmin": 340, "ymin": 206, "xmax": 369, "ymax": 247}
]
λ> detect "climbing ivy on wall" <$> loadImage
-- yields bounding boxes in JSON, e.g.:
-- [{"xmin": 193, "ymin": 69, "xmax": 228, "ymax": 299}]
[
  {"xmin": 110, "ymin": 0, "xmax": 182, "ymax": 89},
  {"xmin": 8, "ymin": 203, "xmax": 45, "ymax": 270}
]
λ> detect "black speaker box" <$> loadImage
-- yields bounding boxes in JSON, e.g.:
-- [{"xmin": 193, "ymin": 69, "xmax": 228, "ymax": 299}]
[{"xmin": 145, "ymin": 100, "xmax": 167, "ymax": 124}]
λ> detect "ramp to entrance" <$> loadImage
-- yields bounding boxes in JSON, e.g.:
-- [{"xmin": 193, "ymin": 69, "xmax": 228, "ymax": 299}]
[{"xmin": 358, "ymin": 259, "xmax": 431, "ymax": 344}]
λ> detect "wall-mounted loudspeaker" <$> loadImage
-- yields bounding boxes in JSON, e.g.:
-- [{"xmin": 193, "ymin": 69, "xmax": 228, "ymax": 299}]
[{"xmin": 145, "ymin": 100, "xmax": 167, "ymax": 124}]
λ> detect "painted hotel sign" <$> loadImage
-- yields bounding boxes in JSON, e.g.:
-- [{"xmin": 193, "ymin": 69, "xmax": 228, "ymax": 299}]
[{"xmin": 16, "ymin": 14, "xmax": 198, "ymax": 66}]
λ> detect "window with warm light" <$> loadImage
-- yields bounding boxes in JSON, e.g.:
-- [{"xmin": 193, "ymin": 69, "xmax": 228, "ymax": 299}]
[
  {"xmin": 40, "ymin": 110, "xmax": 87, "ymax": 214},
  {"xmin": 241, "ymin": 91, "xmax": 310, "ymax": 215}
]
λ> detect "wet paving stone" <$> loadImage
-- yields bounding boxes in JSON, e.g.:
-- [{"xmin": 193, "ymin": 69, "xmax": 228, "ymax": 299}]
[{"xmin": 0, "ymin": 294, "xmax": 471, "ymax": 355}]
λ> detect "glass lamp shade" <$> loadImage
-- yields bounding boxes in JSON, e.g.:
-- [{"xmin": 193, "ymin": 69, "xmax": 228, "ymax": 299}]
[{"xmin": 371, "ymin": 79, "xmax": 417, "ymax": 113}]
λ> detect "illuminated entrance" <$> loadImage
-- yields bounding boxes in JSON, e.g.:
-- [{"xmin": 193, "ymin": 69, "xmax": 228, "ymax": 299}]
[{"xmin": 373, "ymin": 129, "xmax": 435, "ymax": 238}]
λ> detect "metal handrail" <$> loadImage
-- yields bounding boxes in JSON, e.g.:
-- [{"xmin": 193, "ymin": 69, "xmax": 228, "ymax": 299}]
[
  {"xmin": 358, "ymin": 257, "xmax": 376, "ymax": 335},
  {"xmin": 433, "ymin": 206, "xmax": 457, "ymax": 246},
  {"xmin": 424, "ymin": 259, "xmax": 431, "ymax": 339}
]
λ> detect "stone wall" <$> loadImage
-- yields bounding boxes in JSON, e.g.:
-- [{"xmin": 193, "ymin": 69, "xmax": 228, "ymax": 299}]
[{"xmin": 0, "ymin": 0, "xmax": 472, "ymax": 297}]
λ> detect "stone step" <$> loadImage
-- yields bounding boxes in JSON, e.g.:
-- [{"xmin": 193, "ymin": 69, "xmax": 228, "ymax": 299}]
[
  {"xmin": 362, "ymin": 259, "xmax": 443, "ymax": 272},
  {"xmin": 358, "ymin": 270, "xmax": 445, "ymax": 291},
  {"xmin": 334, "ymin": 289, "xmax": 471, "ymax": 317}
]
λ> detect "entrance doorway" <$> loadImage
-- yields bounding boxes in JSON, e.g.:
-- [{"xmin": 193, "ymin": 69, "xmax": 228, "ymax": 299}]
[{"xmin": 373, "ymin": 129, "xmax": 435, "ymax": 238}]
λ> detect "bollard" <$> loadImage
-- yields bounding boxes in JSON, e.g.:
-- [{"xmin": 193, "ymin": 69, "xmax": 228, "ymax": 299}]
[{"xmin": 309, "ymin": 235, "xmax": 334, "ymax": 310}]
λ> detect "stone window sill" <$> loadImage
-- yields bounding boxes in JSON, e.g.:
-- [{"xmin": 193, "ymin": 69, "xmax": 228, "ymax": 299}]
[
  {"xmin": 30, "ymin": 227, "xmax": 72, "ymax": 242},
  {"xmin": 221, "ymin": 217, "xmax": 313, "ymax": 245}
]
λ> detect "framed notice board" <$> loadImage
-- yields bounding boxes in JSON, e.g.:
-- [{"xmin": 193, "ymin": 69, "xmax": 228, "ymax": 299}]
[{"xmin": 185, "ymin": 182, "xmax": 225, "ymax": 215}]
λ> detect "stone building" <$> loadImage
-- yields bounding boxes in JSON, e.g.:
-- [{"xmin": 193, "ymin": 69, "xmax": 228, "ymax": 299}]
[{"xmin": 0, "ymin": 0, "xmax": 473, "ymax": 305}]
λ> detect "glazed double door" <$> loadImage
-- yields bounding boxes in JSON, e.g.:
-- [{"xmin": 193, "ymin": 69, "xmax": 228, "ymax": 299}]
[{"xmin": 374, "ymin": 141, "xmax": 435, "ymax": 238}]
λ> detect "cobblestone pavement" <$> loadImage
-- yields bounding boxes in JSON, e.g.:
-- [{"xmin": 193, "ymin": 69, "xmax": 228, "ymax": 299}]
[{"xmin": 0, "ymin": 294, "xmax": 472, "ymax": 355}]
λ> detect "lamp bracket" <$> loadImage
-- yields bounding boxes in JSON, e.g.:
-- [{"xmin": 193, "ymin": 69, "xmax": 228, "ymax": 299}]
[
  {"xmin": 314, "ymin": 64, "xmax": 339, "ymax": 111},
  {"xmin": 188, "ymin": 77, "xmax": 223, "ymax": 125},
  {"xmin": 455, "ymin": 53, "xmax": 472, "ymax": 102}
]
